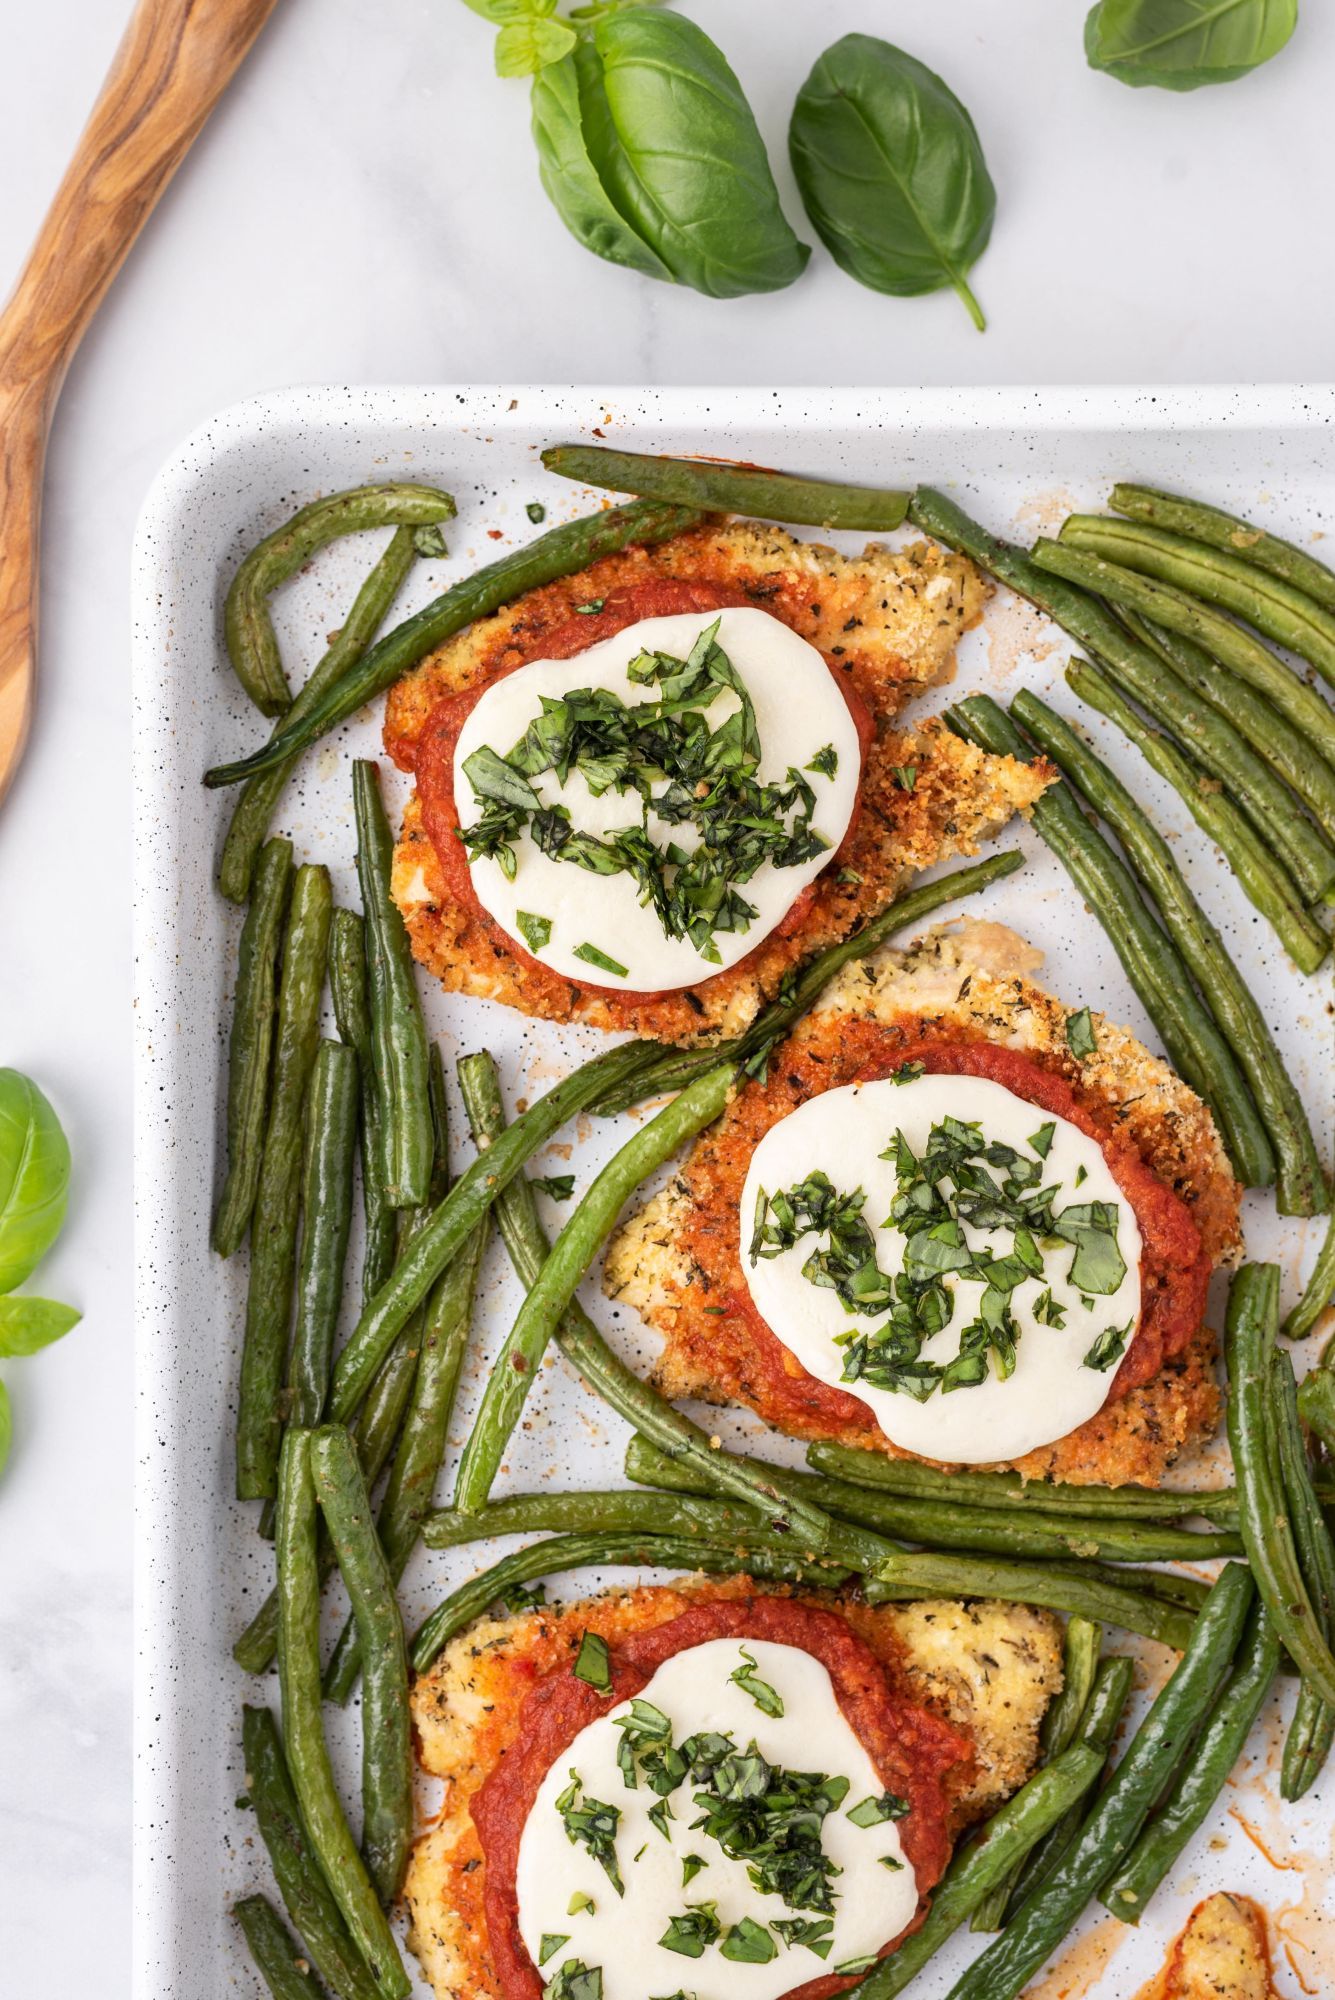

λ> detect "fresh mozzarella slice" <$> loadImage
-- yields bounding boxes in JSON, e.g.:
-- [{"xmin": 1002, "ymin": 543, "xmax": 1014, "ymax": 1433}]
[
  {"xmin": 516, "ymin": 1637, "xmax": 914, "ymax": 2000},
  {"xmin": 740, "ymin": 1074, "xmax": 1143, "ymax": 1463},
  {"xmin": 454, "ymin": 608, "xmax": 861, "ymax": 991}
]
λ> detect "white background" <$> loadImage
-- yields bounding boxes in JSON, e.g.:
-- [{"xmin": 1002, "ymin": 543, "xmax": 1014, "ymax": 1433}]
[{"xmin": 2, "ymin": 1, "xmax": 1334, "ymax": 1990}]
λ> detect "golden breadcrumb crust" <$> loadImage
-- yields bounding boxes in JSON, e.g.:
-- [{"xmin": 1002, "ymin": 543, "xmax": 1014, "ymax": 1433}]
[
  {"xmin": 384, "ymin": 520, "xmax": 1051, "ymax": 1041},
  {"xmin": 1134, "ymin": 1893, "xmax": 1280, "ymax": 2000},
  {"xmin": 405, "ymin": 1577, "xmax": 1061, "ymax": 2000},
  {"xmin": 606, "ymin": 921, "xmax": 1242, "ymax": 1487}
]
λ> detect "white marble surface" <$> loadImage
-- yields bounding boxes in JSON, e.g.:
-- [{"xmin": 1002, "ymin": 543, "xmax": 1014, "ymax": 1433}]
[{"xmin": 1, "ymin": 0, "xmax": 1333, "ymax": 1990}]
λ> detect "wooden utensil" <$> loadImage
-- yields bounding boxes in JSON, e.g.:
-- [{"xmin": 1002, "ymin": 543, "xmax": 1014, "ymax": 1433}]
[{"xmin": 0, "ymin": 0, "xmax": 283, "ymax": 805}]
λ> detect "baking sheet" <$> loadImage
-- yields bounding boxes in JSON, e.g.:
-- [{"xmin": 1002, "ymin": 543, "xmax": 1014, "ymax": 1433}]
[{"xmin": 131, "ymin": 386, "xmax": 1335, "ymax": 1999}]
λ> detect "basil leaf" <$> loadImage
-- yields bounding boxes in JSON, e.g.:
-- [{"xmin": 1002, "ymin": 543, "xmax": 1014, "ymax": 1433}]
[
  {"xmin": 531, "ymin": 41, "xmax": 676, "ymax": 280},
  {"xmin": 1065, "ymin": 1007, "xmax": 1098, "ymax": 1059},
  {"xmin": 848, "ymin": 1790, "xmax": 910, "ymax": 1826},
  {"xmin": 1085, "ymin": 0, "xmax": 1297, "ymax": 90},
  {"xmin": 573, "ymin": 1629, "xmax": 612, "ymax": 1691},
  {"xmin": 789, "ymin": 34, "xmax": 995, "ymax": 331},
  {"xmin": 1085, "ymin": 1320, "xmax": 1133, "ymax": 1371},
  {"xmin": 532, "ymin": 1173, "xmax": 576, "ymax": 1202},
  {"xmin": 0, "ymin": 1070, "xmax": 72, "ymax": 1295},
  {"xmin": 574, "ymin": 11, "xmax": 809, "ymax": 299},
  {"xmin": 0, "ymin": 1297, "xmax": 80, "ymax": 1357},
  {"xmin": 462, "ymin": 744, "xmax": 542, "ymax": 816},
  {"xmin": 573, "ymin": 942, "xmax": 630, "ymax": 978},
  {"xmin": 539, "ymin": 1935, "xmax": 572, "ymax": 1967},
  {"xmin": 721, "ymin": 1918, "xmax": 776, "ymax": 1964},
  {"xmin": 517, "ymin": 910, "xmax": 554, "ymax": 953},
  {"xmin": 496, "ymin": 14, "xmax": 576, "ymax": 77},
  {"xmin": 1052, "ymin": 1201, "xmax": 1127, "ymax": 1296},
  {"xmin": 728, "ymin": 1647, "xmax": 785, "ymax": 1717}
]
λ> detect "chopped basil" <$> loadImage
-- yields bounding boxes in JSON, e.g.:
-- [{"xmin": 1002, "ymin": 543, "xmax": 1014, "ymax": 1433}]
[
  {"xmin": 807, "ymin": 743, "xmax": 839, "ymax": 778},
  {"xmin": 1084, "ymin": 1320, "xmax": 1133, "ymax": 1372},
  {"xmin": 749, "ymin": 1172, "xmax": 893, "ymax": 1315},
  {"xmin": 890, "ymin": 764, "xmax": 918, "ymax": 791},
  {"xmin": 532, "ymin": 1173, "xmax": 575, "ymax": 1201},
  {"xmin": 543, "ymin": 1961, "xmax": 602, "ymax": 2000},
  {"xmin": 879, "ymin": 1853, "xmax": 905, "ymax": 1871},
  {"xmin": 648, "ymin": 1797, "xmax": 674, "ymax": 1840},
  {"xmin": 772, "ymin": 1916, "xmax": 835, "ymax": 1958},
  {"xmin": 1032, "ymin": 1288, "xmax": 1067, "ymax": 1328},
  {"xmin": 574, "ymin": 598, "xmax": 606, "ymax": 614},
  {"xmin": 554, "ymin": 1771, "xmax": 623, "ymax": 1895},
  {"xmin": 573, "ymin": 1630, "xmax": 612, "ymax": 1692},
  {"xmin": 1029, "ymin": 1121, "xmax": 1056, "ymax": 1159},
  {"xmin": 1075, "ymin": 1163, "xmax": 1088, "ymax": 1187},
  {"xmin": 891, "ymin": 1060, "xmax": 926, "ymax": 1084},
  {"xmin": 728, "ymin": 1646, "xmax": 785, "ymax": 1717},
  {"xmin": 412, "ymin": 523, "xmax": 449, "ymax": 558},
  {"xmin": 456, "ymin": 619, "xmax": 829, "ymax": 960},
  {"xmin": 539, "ymin": 1935, "xmax": 571, "ymax": 1966},
  {"xmin": 516, "ymin": 910, "xmax": 553, "ymax": 953},
  {"xmin": 721, "ymin": 1918, "xmax": 777, "ymax": 1964},
  {"xmin": 658, "ymin": 1904, "xmax": 721, "ymax": 1959},
  {"xmin": 568, "ymin": 1892, "xmax": 596, "ymax": 1917},
  {"xmin": 685, "ymin": 1740, "xmax": 848, "ymax": 1914},
  {"xmin": 847, "ymin": 1791, "xmax": 910, "ymax": 1828},
  {"xmin": 527, "ymin": 501, "xmax": 547, "ymax": 523},
  {"xmin": 498, "ymin": 1579, "xmax": 547, "ymax": 1614},
  {"xmin": 573, "ymin": 942, "xmax": 630, "ymax": 979},
  {"xmin": 1065, "ymin": 1007, "xmax": 1098, "ymax": 1059},
  {"xmin": 1050, "ymin": 1201, "xmax": 1127, "ymax": 1296},
  {"xmin": 681, "ymin": 1853, "xmax": 707, "ymax": 1888}
]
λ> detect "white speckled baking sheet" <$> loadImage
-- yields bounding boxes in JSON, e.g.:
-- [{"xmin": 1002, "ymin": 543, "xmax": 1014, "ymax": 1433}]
[{"xmin": 132, "ymin": 387, "xmax": 1335, "ymax": 1999}]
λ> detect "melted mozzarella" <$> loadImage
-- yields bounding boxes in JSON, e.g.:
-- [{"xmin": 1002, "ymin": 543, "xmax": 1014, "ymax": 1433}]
[
  {"xmin": 454, "ymin": 608, "xmax": 861, "ymax": 992},
  {"xmin": 740, "ymin": 1074, "xmax": 1143, "ymax": 1464},
  {"xmin": 516, "ymin": 1637, "xmax": 914, "ymax": 2000}
]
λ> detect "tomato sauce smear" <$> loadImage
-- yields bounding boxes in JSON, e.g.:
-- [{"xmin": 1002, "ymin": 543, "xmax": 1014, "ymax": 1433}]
[
  {"xmin": 406, "ymin": 579, "xmax": 874, "ymax": 1006},
  {"xmin": 471, "ymin": 1596, "xmax": 969, "ymax": 2000},
  {"xmin": 713, "ymin": 1026, "xmax": 1208, "ymax": 1440}
]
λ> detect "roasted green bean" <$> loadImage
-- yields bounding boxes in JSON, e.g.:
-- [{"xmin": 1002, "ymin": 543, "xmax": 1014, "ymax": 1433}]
[
  {"xmin": 240, "ymin": 1705, "xmax": 381, "ymax": 2000},
  {"xmin": 1272, "ymin": 1351, "xmax": 1335, "ymax": 1800},
  {"xmin": 220, "ymin": 529, "xmax": 419, "ymax": 903},
  {"xmin": 1068, "ymin": 658, "xmax": 1330, "ymax": 974},
  {"xmin": 453, "ymin": 1062, "xmax": 735, "ymax": 1514},
  {"xmin": 1004, "ymin": 1654, "xmax": 1136, "ymax": 1913},
  {"xmin": 237, "ymin": 866, "xmax": 334, "ymax": 1501},
  {"xmin": 225, "ymin": 483, "xmax": 455, "ymax": 716},
  {"xmin": 274, "ymin": 1430, "xmax": 408, "ymax": 1996},
  {"xmin": 214, "ymin": 837, "xmax": 294, "ymax": 1258},
  {"xmin": 352, "ymin": 762, "xmax": 432, "ymax": 1209},
  {"xmin": 329, "ymin": 911, "xmax": 397, "ymax": 1302},
  {"xmin": 234, "ymin": 1894, "xmax": 333, "ymax": 2000},
  {"xmin": 947, "ymin": 1564, "xmax": 1254, "ymax": 2000},
  {"xmin": 1014, "ymin": 688, "xmax": 1325, "ymax": 1215},
  {"xmin": 309, "ymin": 1426, "xmax": 412, "ymax": 1908},
  {"xmin": 1285, "ymin": 1209, "xmax": 1335, "ymax": 1341},
  {"xmin": 1225, "ymin": 1265, "xmax": 1335, "ymax": 1710},
  {"xmin": 205, "ymin": 501, "xmax": 705, "ymax": 788},
  {"xmin": 286, "ymin": 1041, "xmax": 359, "ymax": 1431},
  {"xmin": 868, "ymin": 1551, "xmax": 1194, "ymax": 1650},
  {"xmin": 949, "ymin": 693, "xmax": 1276, "ymax": 1186},
  {"xmin": 1061, "ymin": 513, "xmax": 1335, "ymax": 691},
  {"xmin": 805, "ymin": 1440, "xmax": 1244, "ymax": 1522},
  {"xmin": 1110, "ymin": 482, "xmax": 1335, "ymax": 614},
  {"xmin": 541, "ymin": 443, "xmax": 910, "ymax": 529}
]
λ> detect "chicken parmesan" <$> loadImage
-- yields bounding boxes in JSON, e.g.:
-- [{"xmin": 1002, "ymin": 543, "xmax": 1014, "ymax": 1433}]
[
  {"xmin": 383, "ymin": 519, "xmax": 1051, "ymax": 1040},
  {"xmin": 405, "ymin": 1577, "xmax": 1062, "ymax": 2000},
  {"xmin": 607, "ymin": 921, "xmax": 1243, "ymax": 1486}
]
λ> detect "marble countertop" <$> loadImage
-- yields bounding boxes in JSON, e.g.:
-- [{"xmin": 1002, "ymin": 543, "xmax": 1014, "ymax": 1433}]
[{"xmin": 1, "ymin": 1, "xmax": 1331, "ymax": 1990}]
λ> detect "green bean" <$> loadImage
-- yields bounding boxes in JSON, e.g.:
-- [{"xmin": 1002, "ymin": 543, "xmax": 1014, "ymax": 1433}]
[
  {"xmin": 234, "ymin": 1894, "xmax": 333, "ymax": 2000},
  {"xmin": 1272, "ymin": 1351, "xmax": 1335, "ymax": 1799},
  {"xmin": 329, "ymin": 1037, "xmax": 662, "ymax": 1425},
  {"xmin": 214, "ymin": 838, "xmax": 295, "ymax": 1258},
  {"xmin": 220, "ymin": 529, "xmax": 419, "ymax": 904},
  {"xmin": 1029, "ymin": 533, "xmax": 1335, "ymax": 781},
  {"xmin": 1005, "ymin": 1655, "xmax": 1136, "ymax": 1913},
  {"xmin": 624, "ymin": 1436, "xmax": 1241, "ymax": 1563},
  {"xmin": 1060, "ymin": 513, "xmax": 1335, "ymax": 692},
  {"xmin": 324, "ymin": 1150, "xmax": 488, "ymax": 1707},
  {"xmin": 1286, "ymin": 1209, "xmax": 1335, "ymax": 1341},
  {"xmin": 1014, "ymin": 689, "xmax": 1325, "ymax": 1216},
  {"xmin": 946, "ymin": 1563, "xmax": 1254, "ymax": 2000},
  {"xmin": 541, "ymin": 443, "xmax": 910, "ymax": 530},
  {"xmin": 452, "ymin": 1061, "xmax": 736, "ymax": 1514},
  {"xmin": 949, "ymin": 694, "xmax": 1276, "ymax": 1185},
  {"xmin": 424, "ymin": 1490, "xmax": 889, "ymax": 1573},
  {"xmin": 205, "ymin": 501, "xmax": 706, "ymax": 788},
  {"xmin": 868, "ymin": 1550, "xmax": 1195, "ymax": 1650},
  {"xmin": 587, "ymin": 849, "xmax": 1027, "ymax": 1117},
  {"xmin": 240, "ymin": 1706, "xmax": 381, "ymax": 2000},
  {"xmin": 238, "ymin": 867, "xmax": 334, "ymax": 1501},
  {"xmin": 456, "ymin": 1050, "xmax": 836, "ymax": 1547},
  {"xmin": 286, "ymin": 1042, "xmax": 359, "ymax": 1431},
  {"xmin": 329, "ymin": 912, "xmax": 397, "ymax": 1302},
  {"xmin": 971, "ymin": 1615, "xmax": 1102, "ymax": 1933},
  {"xmin": 1054, "ymin": 1563, "xmax": 1209, "ymax": 1612},
  {"xmin": 805, "ymin": 1440, "xmax": 1244, "ymax": 1522},
  {"xmin": 275, "ymin": 1431, "xmax": 408, "ymax": 1996},
  {"xmin": 1225, "ymin": 1265, "xmax": 1335, "ymax": 1709},
  {"xmin": 410, "ymin": 1533, "xmax": 855, "ymax": 1676},
  {"xmin": 308, "ymin": 1426, "xmax": 412, "ymax": 1908},
  {"xmin": 352, "ymin": 761, "xmax": 431, "ymax": 1209},
  {"xmin": 1068, "ymin": 658, "xmax": 1330, "ymax": 974},
  {"xmin": 224, "ymin": 483, "xmax": 455, "ymax": 716},
  {"xmin": 1119, "ymin": 608, "xmax": 1335, "ymax": 844},
  {"xmin": 848, "ymin": 1744, "xmax": 1105, "ymax": 2000},
  {"xmin": 1110, "ymin": 482, "xmax": 1335, "ymax": 614},
  {"xmin": 1103, "ymin": 1598, "xmax": 1280, "ymax": 1919}
]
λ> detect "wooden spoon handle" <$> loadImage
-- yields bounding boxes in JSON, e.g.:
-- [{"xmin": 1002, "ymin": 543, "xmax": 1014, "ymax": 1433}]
[{"xmin": 0, "ymin": 0, "xmax": 283, "ymax": 802}]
